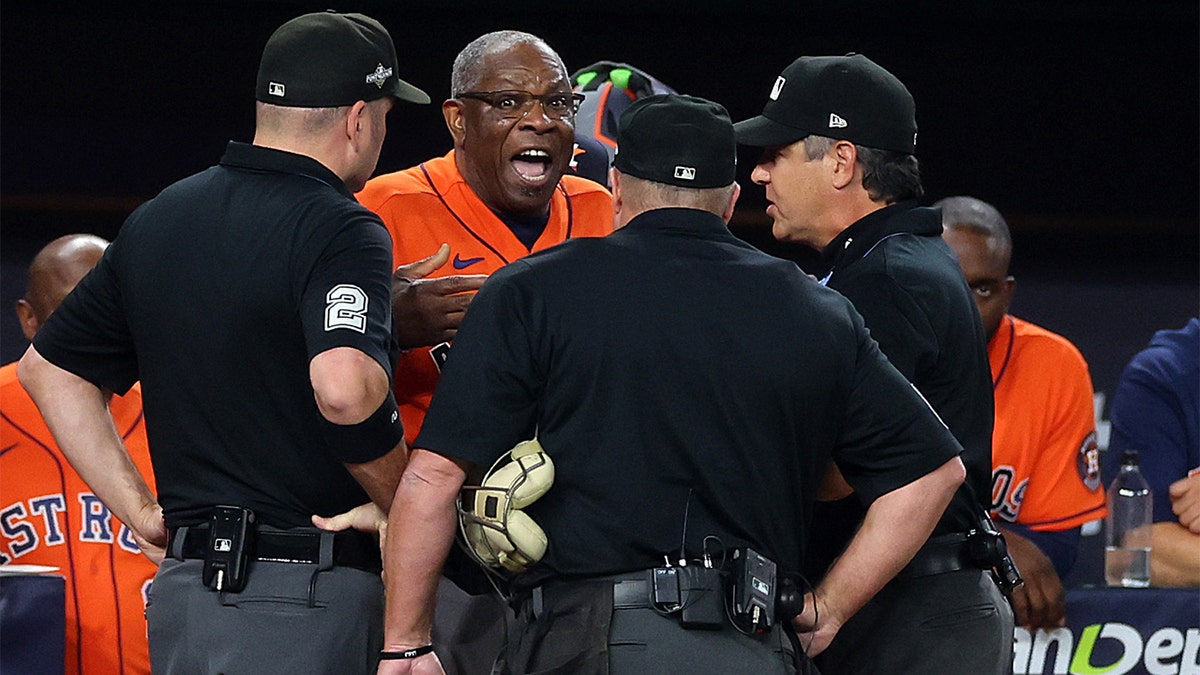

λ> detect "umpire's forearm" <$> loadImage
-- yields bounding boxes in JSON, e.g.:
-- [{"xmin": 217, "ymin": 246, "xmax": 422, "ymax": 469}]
[
  {"xmin": 18, "ymin": 346, "xmax": 159, "ymax": 534},
  {"xmin": 346, "ymin": 439, "xmax": 410, "ymax": 514},
  {"xmin": 816, "ymin": 456, "xmax": 966, "ymax": 624},
  {"xmin": 382, "ymin": 449, "xmax": 467, "ymax": 649}
]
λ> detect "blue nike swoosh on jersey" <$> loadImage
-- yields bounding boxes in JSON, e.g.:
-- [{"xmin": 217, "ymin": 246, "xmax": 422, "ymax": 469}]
[{"xmin": 452, "ymin": 254, "xmax": 485, "ymax": 269}]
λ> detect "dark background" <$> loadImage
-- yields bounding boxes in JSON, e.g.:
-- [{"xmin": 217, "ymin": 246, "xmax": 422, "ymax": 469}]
[{"xmin": 3, "ymin": 0, "xmax": 1198, "ymax": 402}]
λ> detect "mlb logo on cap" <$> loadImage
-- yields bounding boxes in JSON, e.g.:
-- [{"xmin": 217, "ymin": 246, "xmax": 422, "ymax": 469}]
[
  {"xmin": 612, "ymin": 94, "xmax": 737, "ymax": 189},
  {"xmin": 254, "ymin": 11, "xmax": 429, "ymax": 108}
]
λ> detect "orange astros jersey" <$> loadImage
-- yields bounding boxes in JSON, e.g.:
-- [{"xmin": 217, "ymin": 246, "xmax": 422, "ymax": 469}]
[
  {"xmin": 988, "ymin": 315, "xmax": 1106, "ymax": 531},
  {"xmin": 359, "ymin": 150, "xmax": 613, "ymax": 444},
  {"xmin": 1, "ymin": 361, "xmax": 156, "ymax": 675}
]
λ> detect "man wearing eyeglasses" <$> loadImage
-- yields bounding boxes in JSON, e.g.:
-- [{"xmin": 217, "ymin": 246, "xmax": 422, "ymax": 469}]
[
  {"xmin": 358, "ymin": 29, "xmax": 612, "ymax": 453},
  {"xmin": 355, "ymin": 30, "xmax": 612, "ymax": 675}
]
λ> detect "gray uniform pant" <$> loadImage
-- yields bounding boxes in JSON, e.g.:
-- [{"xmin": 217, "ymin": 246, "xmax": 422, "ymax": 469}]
[
  {"xmin": 815, "ymin": 568, "xmax": 1015, "ymax": 675},
  {"xmin": 502, "ymin": 574, "xmax": 814, "ymax": 675},
  {"xmin": 146, "ymin": 558, "xmax": 383, "ymax": 674},
  {"xmin": 433, "ymin": 578, "xmax": 511, "ymax": 675},
  {"xmin": 605, "ymin": 603, "xmax": 810, "ymax": 674}
]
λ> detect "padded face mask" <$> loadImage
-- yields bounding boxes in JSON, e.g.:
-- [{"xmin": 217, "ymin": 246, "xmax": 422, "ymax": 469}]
[{"xmin": 459, "ymin": 438, "xmax": 555, "ymax": 573}]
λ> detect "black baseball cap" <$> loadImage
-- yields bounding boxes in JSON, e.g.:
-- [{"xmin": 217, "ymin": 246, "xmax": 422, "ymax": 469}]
[
  {"xmin": 613, "ymin": 94, "xmax": 736, "ymax": 189},
  {"xmin": 256, "ymin": 11, "xmax": 430, "ymax": 108},
  {"xmin": 734, "ymin": 54, "xmax": 917, "ymax": 154}
]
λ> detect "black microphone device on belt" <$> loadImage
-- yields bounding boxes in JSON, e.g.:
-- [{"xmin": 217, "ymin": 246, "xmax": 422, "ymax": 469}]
[
  {"xmin": 652, "ymin": 566, "xmax": 680, "ymax": 607},
  {"xmin": 652, "ymin": 556, "xmax": 724, "ymax": 629},
  {"xmin": 202, "ymin": 505, "xmax": 256, "ymax": 593},
  {"xmin": 730, "ymin": 547, "xmax": 776, "ymax": 633},
  {"xmin": 678, "ymin": 564, "xmax": 725, "ymax": 629},
  {"xmin": 968, "ymin": 511, "xmax": 1024, "ymax": 595}
]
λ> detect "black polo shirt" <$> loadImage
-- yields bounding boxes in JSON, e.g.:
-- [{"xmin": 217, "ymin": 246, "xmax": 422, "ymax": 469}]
[
  {"xmin": 417, "ymin": 207, "xmax": 962, "ymax": 590},
  {"xmin": 821, "ymin": 200, "xmax": 994, "ymax": 536},
  {"xmin": 34, "ymin": 142, "xmax": 398, "ymax": 528}
]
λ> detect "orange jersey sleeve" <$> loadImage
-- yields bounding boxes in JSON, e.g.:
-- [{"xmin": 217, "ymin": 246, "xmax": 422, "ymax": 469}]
[
  {"xmin": 0, "ymin": 361, "xmax": 157, "ymax": 675},
  {"xmin": 988, "ymin": 316, "xmax": 1106, "ymax": 531},
  {"xmin": 359, "ymin": 151, "xmax": 613, "ymax": 444}
]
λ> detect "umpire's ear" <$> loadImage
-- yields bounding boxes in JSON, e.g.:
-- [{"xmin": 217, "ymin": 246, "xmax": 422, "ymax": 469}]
[
  {"xmin": 344, "ymin": 100, "xmax": 369, "ymax": 149},
  {"xmin": 15, "ymin": 298, "xmax": 38, "ymax": 341},
  {"xmin": 443, "ymin": 99, "xmax": 466, "ymax": 146}
]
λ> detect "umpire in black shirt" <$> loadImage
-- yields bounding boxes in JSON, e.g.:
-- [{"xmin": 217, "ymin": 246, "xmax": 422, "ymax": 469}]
[
  {"xmin": 375, "ymin": 94, "xmax": 969, "ymax": 674},
  {"xmin": 736, "ymin": 54, "xmax": 1015, "ymax": 674},
  {"xmin": 20, "ymin": 12, "xmax": 429, "ymax": 674}
]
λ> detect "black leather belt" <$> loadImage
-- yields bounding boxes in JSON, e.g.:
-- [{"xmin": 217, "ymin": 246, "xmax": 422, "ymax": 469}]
[
  {"xmin": 612, "ymin": 576, "xmax": 653, "ymax": 608},
  {"xmin": 528, "ymin": 570, "xmax": 655, "ymax": 617},
  {"xmin": 168, "ymin": 525, "xmax": 381, "ymax": 573},
  {"xmin": 898, "ymin": 532, "xmax": 977, "ymax": 578}
]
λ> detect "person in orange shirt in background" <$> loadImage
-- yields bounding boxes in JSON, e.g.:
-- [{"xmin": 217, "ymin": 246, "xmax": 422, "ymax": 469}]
[
  {"xmin": 2, "ymin": 233, "xmax": 156, "ymax": 675},
  {"xmin": 939, "ymin": 196, "xmax": 1106, "ymax": 630}
]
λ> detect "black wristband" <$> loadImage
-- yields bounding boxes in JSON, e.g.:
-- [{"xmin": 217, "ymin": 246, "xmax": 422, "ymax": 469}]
[
  {"xmin": 379, "ymin": 645, "xmax": 434, "ymax": 660},
  {"xmin": 320, "ymin": 390, "xmax": 404, "ymax": 464}
]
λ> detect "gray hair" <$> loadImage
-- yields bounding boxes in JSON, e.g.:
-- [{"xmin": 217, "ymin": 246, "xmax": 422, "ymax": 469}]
[
  {"xmin": 619, "ymin": 173, "xmax": 737, "ymax": 216},
  {"xmin": 934, "ymin": 196, "xmax": 1013, "ymax": 249},
  {"xmin": 450, "ymin": 30, "xmax": 563, "ymax": 96},
  {"xmin": 803, "ymin": 135, "xmax": 923, "ymax": 203}
]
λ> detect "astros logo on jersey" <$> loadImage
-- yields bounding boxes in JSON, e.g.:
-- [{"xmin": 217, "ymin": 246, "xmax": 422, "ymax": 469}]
[{"xmin": 1078, "ymin": 431, "xmax": 1102, "ymax": 491}]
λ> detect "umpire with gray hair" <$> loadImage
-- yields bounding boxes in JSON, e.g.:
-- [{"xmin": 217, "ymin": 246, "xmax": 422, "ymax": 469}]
[
  {"xmin": 20, "ymin": 11, "xmax": 428, "ymax": 673},
  {"xmin": 376, "ymin": 94, "xmax": 968, "ymax": 674},
  {"xmin": 736, "ymin": 54, "xmax": 1015, "ymax": 674}
]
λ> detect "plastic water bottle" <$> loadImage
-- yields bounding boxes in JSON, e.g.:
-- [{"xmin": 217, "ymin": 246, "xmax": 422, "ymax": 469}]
[{"xmin": 1105, "ymin": 449, "xmax": 1153, "ymax": 587}]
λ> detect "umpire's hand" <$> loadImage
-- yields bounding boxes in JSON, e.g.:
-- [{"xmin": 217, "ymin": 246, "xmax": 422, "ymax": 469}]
[
  {"xmin": 392, "ymin": 244, "xmax": 486, "ymax": 349},
  {"xmin": 792, "ymin": 591, "xmax": 842, "ymax": 658},
  {"xmin": 133, "ymin": 502, "xmax": 168, "ymax": 565},
  {"xmin": 312, "ymin": 503, "xmax": 388, "ymax": 579}
]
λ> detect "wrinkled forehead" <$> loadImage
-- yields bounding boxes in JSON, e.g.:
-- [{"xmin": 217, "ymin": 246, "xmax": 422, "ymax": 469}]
[{"xmin": 474, "ymin": 42, "xmax": 569, "ymax": 92}]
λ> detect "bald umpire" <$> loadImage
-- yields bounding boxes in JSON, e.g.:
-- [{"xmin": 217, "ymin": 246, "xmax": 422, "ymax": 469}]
[{"xmin": 20, "ymin": 12, "xmax": 427, "ymax": 674}]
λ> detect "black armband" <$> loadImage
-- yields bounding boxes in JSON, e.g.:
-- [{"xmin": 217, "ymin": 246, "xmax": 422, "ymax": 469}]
[
  {"xmin": 320, "ymin": 390, "xmax": 404, "ymax": 464},
  {"xmin": 379, "ymin": 645, "xmax": 434, "ymax": 660}
]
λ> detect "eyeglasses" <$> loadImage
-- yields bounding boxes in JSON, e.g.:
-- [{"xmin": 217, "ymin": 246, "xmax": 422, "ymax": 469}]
[{"xmin": 457, "ymin": 90, "xmax": 586, "ymax": 120}]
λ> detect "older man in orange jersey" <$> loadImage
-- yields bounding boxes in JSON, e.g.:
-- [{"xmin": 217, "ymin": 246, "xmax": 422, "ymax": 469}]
[
  {"xmin": 355, "ymin": 30, "xmax": 612, "ymax": 675},
  {"xmin": 359, "ymin": 29, "xmax": 612, "ymax": 448}
]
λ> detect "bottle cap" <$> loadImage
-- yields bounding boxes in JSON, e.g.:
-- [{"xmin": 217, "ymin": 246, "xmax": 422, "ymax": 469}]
[{"xmin": 1122, "ymin": 449, "xmax": 1140, "ymax": 466}]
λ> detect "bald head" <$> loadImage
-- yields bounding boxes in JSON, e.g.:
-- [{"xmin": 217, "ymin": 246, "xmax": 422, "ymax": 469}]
[
  {"xmin": 17, "ymin": 234, "xmax": 110, "ymax": 340},
  {"xmin": 936, "ymin": 195, "xmax": 1012, "ymax": 264},
  {"xmin": 935, "ymin": 196, "xmax": 1015, "ymax": 341}
]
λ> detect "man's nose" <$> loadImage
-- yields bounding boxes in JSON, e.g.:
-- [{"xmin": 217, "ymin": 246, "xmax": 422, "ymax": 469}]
[{"xmin": 518, "ymin": 99, "xmax": 557, "ymax": 130}]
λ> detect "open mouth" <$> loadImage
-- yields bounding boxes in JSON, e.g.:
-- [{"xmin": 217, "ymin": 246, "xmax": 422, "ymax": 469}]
[{"xmin": 511, "ymin": 149, "xmax": 554, "ymax": 183}]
